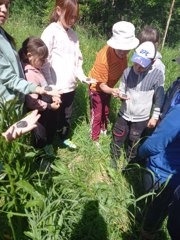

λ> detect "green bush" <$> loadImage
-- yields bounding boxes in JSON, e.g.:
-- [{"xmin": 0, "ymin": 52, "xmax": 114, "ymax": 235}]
[
  {"xmin": 10, "ymin": 0, "xmax": 180, "ymax": 45},
  {"xmin": 79, "ymin": 0, "xmax": 180, "ymax": 46},
  {"xmin": 11, "ymin": 0, "xmax": 47, "ymax": 20}
]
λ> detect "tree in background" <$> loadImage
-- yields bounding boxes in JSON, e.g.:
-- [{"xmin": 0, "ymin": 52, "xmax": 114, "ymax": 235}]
[
  {"xmin": 10, "ymin": 0, "xmax": 180, "ymax": 45},
  {"xmin": 79, "ymin": 0, "xmax": 180, "ymax": 46}
]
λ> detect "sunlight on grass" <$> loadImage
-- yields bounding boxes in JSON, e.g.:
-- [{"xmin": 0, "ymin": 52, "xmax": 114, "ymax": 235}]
[{"xmin": 1, "ymin": 12, "xmax": 178, "ymax": 239}]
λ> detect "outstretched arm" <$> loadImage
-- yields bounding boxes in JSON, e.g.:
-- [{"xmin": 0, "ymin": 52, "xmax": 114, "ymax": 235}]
[{"xmin": 2, "ymin": 110, "xmax": 41, "ymax": 142}]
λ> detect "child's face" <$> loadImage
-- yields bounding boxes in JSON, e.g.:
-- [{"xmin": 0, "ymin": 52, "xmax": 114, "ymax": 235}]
[
  {"xmin": 114, "ymin": 49, "xmax": 130, "ymax": 59},
  {"xmin": 27, "ymin": 53, "xmax": 46, "ymax": 69},
  {"xmin": 133, "ymin": 62, "xmax": 152, "ymax": 73},
  {"xmin": 56, "ymin": 6, "xmax": 78, "ymax": 30},
  {"xmin": 0, "ymin": 0, "xmax": 10, "ymax": 25}
]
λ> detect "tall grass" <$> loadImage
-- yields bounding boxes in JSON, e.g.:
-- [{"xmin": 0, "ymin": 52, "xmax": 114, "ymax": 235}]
[{"xmin": 1, "ymin": 12, "xmax": 178, "ymax": 239}]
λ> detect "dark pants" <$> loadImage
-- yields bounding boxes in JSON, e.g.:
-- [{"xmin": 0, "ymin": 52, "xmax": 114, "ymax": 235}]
[
  {"xmin": 143, "ymin": 173, "xmax": 180, "ymax": 239},
  {"xmin": 40, "ymin": 109, "xmax": 58, "ymax": 144},
  {"xmin": 111, "ymin": 115, "xmax": 148, "ymax": 163},
  {"xmin": 167, "ymin": 185, "xmax": 180, "ymax": 240},
  {"xmin": 89, "ymin": 90, "xmax": 111, "ymax": 141},
  {"xmin": 57, "ymin": 91, "xmax": 75, "ymax": 141},
  {"xmin": 32, "ymin": 109, "xmax": 58, "ymax": 148}
]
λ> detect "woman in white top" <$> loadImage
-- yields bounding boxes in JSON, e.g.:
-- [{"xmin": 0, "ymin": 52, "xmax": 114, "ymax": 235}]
[{"xmin": 41, "ymin": 0, "xmax": 93, "ymax": 149}]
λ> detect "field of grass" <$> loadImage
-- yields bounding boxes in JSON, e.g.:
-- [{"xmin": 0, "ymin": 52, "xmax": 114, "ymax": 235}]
[{"xmin": 1, "ymin": 12, "xmax": 179, "ymax": 239}]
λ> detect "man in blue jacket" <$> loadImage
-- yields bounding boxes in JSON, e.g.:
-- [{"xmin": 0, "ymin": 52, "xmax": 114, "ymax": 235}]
[{"xmin": 139, "ymin": 56, "xmax": 180, "ymax": 240}]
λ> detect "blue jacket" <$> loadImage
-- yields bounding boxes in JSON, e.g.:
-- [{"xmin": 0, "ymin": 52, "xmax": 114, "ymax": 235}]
[
  {"xmin": 161, "ymin": 77, "xmax": 180, "ymax": 120},
  {"xmin": 139, "ymin": 104, "xmax": 180, "ymax": 187}
]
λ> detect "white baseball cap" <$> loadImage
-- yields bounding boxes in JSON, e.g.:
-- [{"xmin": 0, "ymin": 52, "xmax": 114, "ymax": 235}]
[
  {"xmin": 107, "ymin": 21, "xmax": 139, "ymax": 50},
  {"xmin": 131, "ymin": 41, "xmax": 156, "ymax": 68}
]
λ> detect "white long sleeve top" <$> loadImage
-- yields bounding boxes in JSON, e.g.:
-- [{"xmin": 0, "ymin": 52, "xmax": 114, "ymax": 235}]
[{"xmin": 41, "ymin": 22, "xmax": 86, "ymax": 93}]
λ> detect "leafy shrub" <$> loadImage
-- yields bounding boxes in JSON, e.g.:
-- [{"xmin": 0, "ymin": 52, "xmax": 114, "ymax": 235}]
[
  {"xmin": 79, "ymin": 0, "xmax": 180, "ymax": 46},
  {"xmin": 10, "ymin": 0, "xmax": 180, "ymax": 45}
]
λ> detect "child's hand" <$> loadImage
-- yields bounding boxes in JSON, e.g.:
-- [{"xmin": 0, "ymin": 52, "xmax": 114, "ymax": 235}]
[
  {"xmin": 82, "ymin": 77, "xmax": 97, "ymax": 85},
  {"xmin": 112, "ymin": 88, "xmax": 120, "ymax": 97},
  {"xmin": 49, "ymin": 101, "xmax": 60, "ymax": 110},
  {"xmin": 147, "ymin": 118, "xmax": 158, "ymax": 128},
  {"xmin": 46, "ymin": 89, "xmax": 62, "ymax": 98},
  {"xmin": 119, "ymin": 92, "xmax": 129, "ymax": 100},
  {"xmin": 52, "ymin": 96, "xmax": 61, "ymax": 104}
]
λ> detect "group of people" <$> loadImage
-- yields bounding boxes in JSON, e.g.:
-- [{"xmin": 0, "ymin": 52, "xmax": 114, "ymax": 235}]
[
  {"xmin": 0, "ymin": 0, "xmax": 95, "ymax": 154},
  {"xmin": 0, "ymin": 0, "xmax": 180, "ymax": 239},
  {"xmin": 88, "ymin": 15, "xmax": 180, "ymax": 239}
]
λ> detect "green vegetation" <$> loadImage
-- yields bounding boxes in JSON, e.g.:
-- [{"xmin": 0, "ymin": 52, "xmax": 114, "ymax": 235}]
[
  {"xmin": 10, "ymin": 0, "xmax": 180, "ymax": 46},
  {"xmin": 1, "ymin": 9, "xmax": 179, "ymax": 240}
]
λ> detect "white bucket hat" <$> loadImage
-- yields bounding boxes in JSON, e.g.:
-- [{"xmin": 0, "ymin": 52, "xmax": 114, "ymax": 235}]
[
  {"xmin": 107, "ymin": 21, "xmax": 139, "ymax": 50},
  {"xmin": 131, "ymin": 41, "xmax": 156, "ymax": 68}
]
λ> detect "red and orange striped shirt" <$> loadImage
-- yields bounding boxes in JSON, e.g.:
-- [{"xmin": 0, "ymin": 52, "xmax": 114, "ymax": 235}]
[{"xmin": 89, "ymin": 45, "xmax": 127, "ymax": 92}]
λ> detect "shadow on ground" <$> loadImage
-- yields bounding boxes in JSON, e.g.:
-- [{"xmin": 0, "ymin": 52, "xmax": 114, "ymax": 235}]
[{"xmin": 70, "ymin": 200, "xmax": 108, "ymax": 240}]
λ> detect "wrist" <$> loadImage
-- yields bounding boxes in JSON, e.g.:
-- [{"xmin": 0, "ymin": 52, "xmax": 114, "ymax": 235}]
[
  {"xmin": 36, "ymin": 86, "xmax": 48, "ymax": 95},
  {"xmin": 35, "ymin": 86, "xmax": 43, "ymax": 95}
]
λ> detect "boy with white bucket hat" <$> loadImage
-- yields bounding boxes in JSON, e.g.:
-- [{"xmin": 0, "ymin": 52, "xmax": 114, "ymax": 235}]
[
  {"xmin": 89, "ymin": 21, "xmax": 139, "ymax": 147},
  {"xmin": 110, "ymin": 41, "xmax": 164, "ymax": 168}
]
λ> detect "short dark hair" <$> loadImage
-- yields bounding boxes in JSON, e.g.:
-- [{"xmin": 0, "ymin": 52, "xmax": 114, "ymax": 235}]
[{"xmin": 138, "ymin": 26, "xmax": 161, "ymax": 45}]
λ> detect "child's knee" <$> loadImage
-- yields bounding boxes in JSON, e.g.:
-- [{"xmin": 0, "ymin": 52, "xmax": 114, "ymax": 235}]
[
  {"xmin": 129, "ymin": 129, "xmax": 141, "ymax": 142},
  {"xmin": 112, "ymin": 125, "xmax": 126, "ymax": 143}
]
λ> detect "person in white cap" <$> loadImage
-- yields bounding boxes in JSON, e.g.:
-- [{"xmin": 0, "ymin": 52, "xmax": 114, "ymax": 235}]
[
  {"xmin": 110, "ymin": 41, "xmax": 164, "ymax": 168},
  {"xmin": 88, "ymin": 21, "xmax": 139, "ymax": 147}
]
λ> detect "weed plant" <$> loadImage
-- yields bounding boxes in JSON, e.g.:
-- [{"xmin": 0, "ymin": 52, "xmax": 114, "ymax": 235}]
[{"xmin": 0, "ymin": 12, "xmax": 178, "ymax": 239}]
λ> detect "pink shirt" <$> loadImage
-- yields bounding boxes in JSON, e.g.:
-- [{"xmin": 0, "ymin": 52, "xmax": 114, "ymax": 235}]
[
  {"xmin": 24, "ymin": 64, "xmax": 48, "ymax": 111},
  {"xmin": 41, "ymin": 22, "xmax": 86, "ymax": 93}
]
